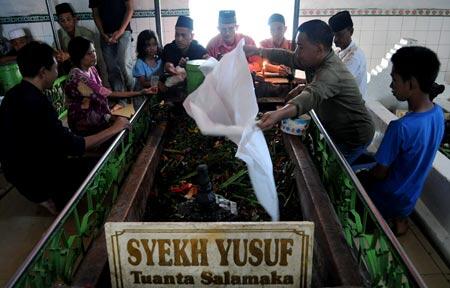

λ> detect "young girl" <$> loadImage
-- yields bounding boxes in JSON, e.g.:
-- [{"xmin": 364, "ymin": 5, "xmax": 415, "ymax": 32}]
[{"xmin": 133, "ymin": 30, "xmax": 163, "ymax": 91}]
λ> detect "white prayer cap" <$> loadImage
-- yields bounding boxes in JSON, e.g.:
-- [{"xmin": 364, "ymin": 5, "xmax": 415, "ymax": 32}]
[{"xmin": 9, "ymin": 28, "xmax": 26, "ymax": 40}]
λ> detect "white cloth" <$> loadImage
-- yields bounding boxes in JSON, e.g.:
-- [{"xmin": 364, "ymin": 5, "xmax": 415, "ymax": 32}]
[
  {"xmin": 338, "ymin": 41, "xmax": 367, "ymax": 97},
  {"xmin": 183, "ymin": 39, "xmax": 280, "ymax": 221}
]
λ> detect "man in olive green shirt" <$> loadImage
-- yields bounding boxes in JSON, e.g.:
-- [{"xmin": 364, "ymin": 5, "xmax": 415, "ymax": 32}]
[{"xmin": 245, "ymin": 20, "xmax": 374, "ymax": 164}]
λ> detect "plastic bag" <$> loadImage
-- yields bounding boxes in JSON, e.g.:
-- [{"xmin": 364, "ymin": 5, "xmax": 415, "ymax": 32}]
[
  {"xmin": 165, "ymin": 66, "xmax": 186, "ymax": 87},
  {"xmin": 198, "ymin": 57, "xmax": 219, "ymax": 75},
  {"xmin": 183, "ymin": 39, "xmax": 279, "ymax": 221}
]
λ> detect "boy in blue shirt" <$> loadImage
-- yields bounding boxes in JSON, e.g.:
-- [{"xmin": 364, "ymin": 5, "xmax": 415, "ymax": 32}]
[{"xmin": 367, "ymin": 46, "xmax": 445, "ymax": 235}]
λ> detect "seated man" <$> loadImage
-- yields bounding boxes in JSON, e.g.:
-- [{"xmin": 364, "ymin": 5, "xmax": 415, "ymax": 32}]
[
  {"xmin": 207, "ymin": 10, "xmax": 260, "ymax": 72},
  {"xmin": 260, "ymin": 13, "xmax": 292, "ymax": 76},
  {"xmin": 245, "ymin": 20, "xmax": 374, "ymax": 165},
  {"xmin": 364, "ymin": 47, "xmax": 445, "ymax": 235},
  {"xmin": 329, "ymin": 11, "xmax": 367, "ymax": 97},
  {"xmin": 0, "ymin": 41, "xmax": 129, "ymax": 213},
  {"xmin": 163, "ymin": 16, "xmax": 209, "ymax": 75},
  {"xmin": 55, "ymin": 2, "xmax": 107, "ymax": 80},
  {"xmin": 0, "ymin": 28, "xmax": 29, "ymax": 64}
]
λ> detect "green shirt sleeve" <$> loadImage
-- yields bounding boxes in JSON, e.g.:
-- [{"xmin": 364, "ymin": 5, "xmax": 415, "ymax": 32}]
[
  {"xmin": 265, "ymin": 48, "xmax": 302, "ymax": 69},
  {"xmin": 287, "ymin": 68, "xmax": 340, "ymax": 116}
]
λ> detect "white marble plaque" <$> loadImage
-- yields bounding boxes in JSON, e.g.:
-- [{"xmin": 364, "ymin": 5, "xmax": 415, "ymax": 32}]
[{"xmin": 105, "ymin": 222, "xmax": 314, "ymax": 288}]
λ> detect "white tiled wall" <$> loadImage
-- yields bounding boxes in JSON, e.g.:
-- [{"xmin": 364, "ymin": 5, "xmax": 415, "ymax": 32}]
[
  {"xmin": 300, "ymin": 0, "xmax": 450, "ymax": 9},
  {"xmin": 0, "ymin": 0, "xmax": 188, "ymax": 16},
  {"xmin": 162, "ymin": 17, "xmax": 179, "ymax": 46},
  {"xmin": 161, "ymin": 0, "xmax": 189, "ymax": 10},
  {"xmin": 2, "ymin": 17, "xmax": 180, "ymax": 63},
  {"xmin": 299, "ymin": 16, "xmax": 450, "ymax": 83},
  {"xmin": 1, "ymin": 0, "xmax": 187, "ymax": 62},
  {"xmin": 2, "ymin": 22, "xmax": 55, "ymax": 47},
  {"xmin": 2, "ymin": 0, "xmax": 449, "ymax": 83}
]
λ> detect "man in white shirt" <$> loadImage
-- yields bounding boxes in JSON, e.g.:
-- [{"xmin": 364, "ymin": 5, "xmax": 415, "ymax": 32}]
[{"xmin": 329, "ymin": 11, "xmax": 367, "ymax": 97}]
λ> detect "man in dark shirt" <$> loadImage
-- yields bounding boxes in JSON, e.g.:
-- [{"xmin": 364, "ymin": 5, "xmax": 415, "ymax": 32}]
[
  {"xmin": 163, "ymin": 15, "xmax": 209, "ymax": 75},
  {"xmin": 0, "ymin": 42, "xmax": 129, "ymax": 212},
  {"xmin": 89, "ymin": 0, "xmax": 134, "ymax": 91}
]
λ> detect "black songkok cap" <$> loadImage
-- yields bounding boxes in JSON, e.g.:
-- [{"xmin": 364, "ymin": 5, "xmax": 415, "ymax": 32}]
[
  {"xmin": 55, "ymin": 3, "xmax": 75, "ymax": 16},
  {"xmin": 176, "ymin": 16, "xmax": 193, "ymax": 30},
  {"xmin": 219, "ymin": 10, "xmax": 236, "ymax": 25},
  {"xmin": 328, "ymin": 10, "xmax": 353, "ymax": 32},
  {"xmin": 268, "ymin": 13, "xmax": 285, "ymax": 25}
]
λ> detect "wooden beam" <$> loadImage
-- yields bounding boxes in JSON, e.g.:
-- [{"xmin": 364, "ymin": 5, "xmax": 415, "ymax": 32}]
[
  {"xmin": 72, "ymin": 123, "xmax": 167, "ymax": 286},
  {"xmin": 283, "ymin": 133, "xmax": 367, "ymax": 287}
]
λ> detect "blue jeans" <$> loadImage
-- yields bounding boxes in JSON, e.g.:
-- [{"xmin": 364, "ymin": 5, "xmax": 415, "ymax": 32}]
[
  {"xmin": 101, "ymin": 30, "xmax": 134, "ymax": 91},
  {"xmin": 337, "ymin": 142, "xmax": 370, "ymax": 169}
]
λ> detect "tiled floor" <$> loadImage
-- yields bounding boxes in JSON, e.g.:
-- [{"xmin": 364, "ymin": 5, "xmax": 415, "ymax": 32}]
[
  {"xmin": 397, "ymin": 219, "xmax": 450, "ymax": 287},
  {"xmin": 0, "ymin": 175, "xmax": 55, "ymax": 287}
]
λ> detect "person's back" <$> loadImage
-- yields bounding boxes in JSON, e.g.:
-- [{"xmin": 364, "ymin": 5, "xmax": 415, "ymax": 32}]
[
  {"xmin": 0, "ymin": 43, "xmax": 83, "ymax": 177},
  {"xmin": 0, "ymin": 75, "xmax": 85, "ymax": 208},
  {"xmin": 0, "ymin": 81, "xmax": 76, "ymax": 180},
  {"xmin": 0, "ymin": 41, "xmax": 130, "ymax": 211},
  {"xmin": 370, "ymin": 106, "xmax": 444, "ymax": 218},
  {"xmin": 365, "ymin": 46, "xmax": 445, "ymax": 234},
  {"xmin": 312, "ymin": 51, "xmax": 373, "ymax": 148}
]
